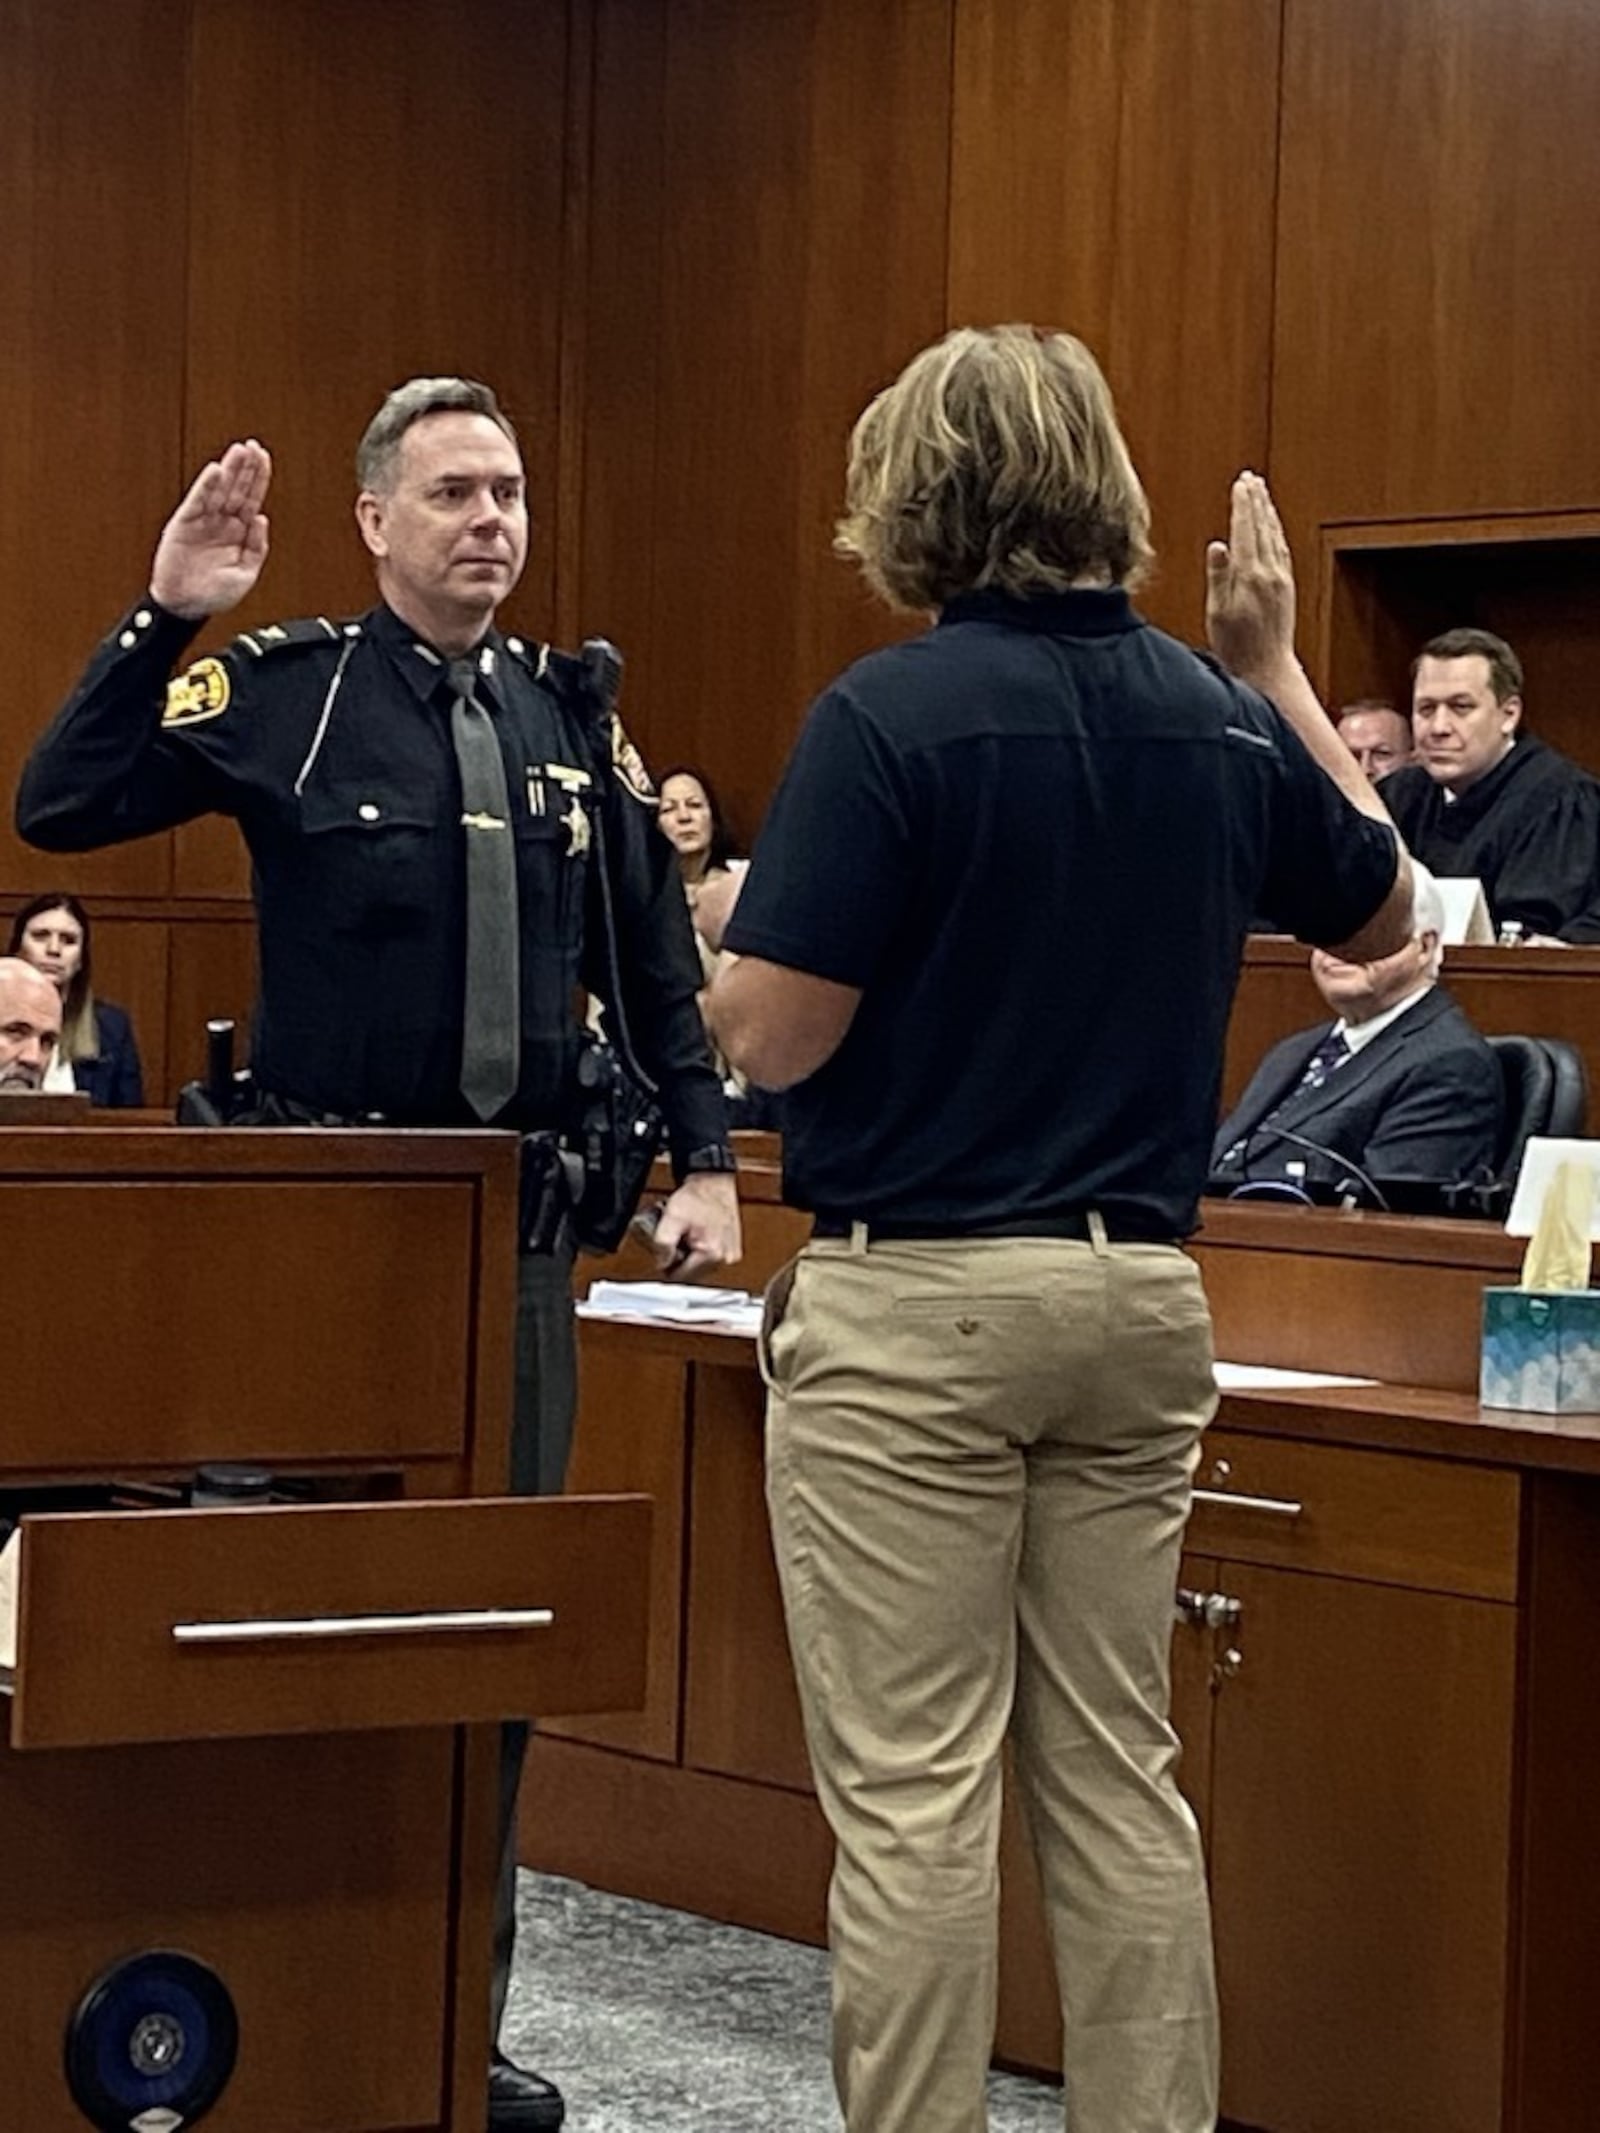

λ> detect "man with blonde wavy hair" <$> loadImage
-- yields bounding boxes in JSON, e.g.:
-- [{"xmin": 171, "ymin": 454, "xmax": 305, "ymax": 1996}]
[{"xmin": 708, "ymin": 325, "xmax": 1413, "ymax": 2133}]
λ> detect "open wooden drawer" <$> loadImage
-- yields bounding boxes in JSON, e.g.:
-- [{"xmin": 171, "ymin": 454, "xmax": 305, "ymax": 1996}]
[{"xmin": 0, "ymin": 1494, "xmax": 650, "ymax": 1749}]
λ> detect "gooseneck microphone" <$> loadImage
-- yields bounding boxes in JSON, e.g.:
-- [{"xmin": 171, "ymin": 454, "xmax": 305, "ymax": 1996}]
[{"xmin": 1230, "ymin": 1120, "xmax": 1393, "ymax": 1212}]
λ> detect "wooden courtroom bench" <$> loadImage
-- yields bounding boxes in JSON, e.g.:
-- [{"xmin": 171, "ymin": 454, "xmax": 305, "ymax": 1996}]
[
  {"xmin": 531, "ymin": 1158, "xmax": 1600, "ymax": 2133},
  {"xmin": 1224, "ymin": 936, "xmax": 1600, "ymax": 1111}
]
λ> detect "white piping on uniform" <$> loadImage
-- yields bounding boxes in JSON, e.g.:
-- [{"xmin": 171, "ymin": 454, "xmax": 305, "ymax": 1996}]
[{"xmin": 293, "ymin": 637, "xmax": 359, "ymax": 796}]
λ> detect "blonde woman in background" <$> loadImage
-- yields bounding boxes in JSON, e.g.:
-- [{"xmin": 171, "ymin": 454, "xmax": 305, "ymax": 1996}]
[{"xmin": 8, "ymin": 891, "xmax": 143, "ymax": 1106}]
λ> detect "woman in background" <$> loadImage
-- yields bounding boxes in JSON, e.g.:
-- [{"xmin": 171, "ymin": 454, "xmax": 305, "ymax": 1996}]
[
  {"xmin": 658, "ymin": 765, "xmax": 740, "ymax": 901},
  {"xmin": 655, "ymin": 768, "xmax": 777, "ymax": 1127},
  {"xmin": 8, "ymin": 891, "xmax": 143, "ymax": 1106}
]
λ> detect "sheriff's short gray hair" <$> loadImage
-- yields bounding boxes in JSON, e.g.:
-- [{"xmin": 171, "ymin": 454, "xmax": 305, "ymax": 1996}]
[{"xmin": 355, "ymin": 377, "xmax": 518, "ymax": 493}]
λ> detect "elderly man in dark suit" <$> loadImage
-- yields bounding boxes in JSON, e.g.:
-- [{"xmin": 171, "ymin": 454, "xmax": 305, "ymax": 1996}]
[{"xmin": 1210, "ymin": 867, "xmax": 1501, "ymax": 1197}]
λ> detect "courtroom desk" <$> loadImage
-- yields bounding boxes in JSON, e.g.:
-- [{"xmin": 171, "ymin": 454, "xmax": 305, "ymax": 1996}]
[
  {"xmin": 1223, "ymin": 935, "xmax": 1600, "ymax": 1112},
  {"xmin": 1, "ymin": 1126, "xmax": 652, "ymax": 2133},
  {"xmin": 532, "ymin": 1202, "xmax": 1600, "ymax": 2133}
]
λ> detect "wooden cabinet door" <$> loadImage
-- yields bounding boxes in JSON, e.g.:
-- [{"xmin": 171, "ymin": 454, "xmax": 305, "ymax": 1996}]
[{"xmin": 1208, "ymin": 1564, "xmax": 1516, "ymax": 2133}]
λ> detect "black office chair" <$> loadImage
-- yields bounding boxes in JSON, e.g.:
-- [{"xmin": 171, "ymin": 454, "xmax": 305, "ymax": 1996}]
[
  {"xmin": 1487, "ymin": 1035, "xmax": 1589, "ymax": 1186},
  {"xmin": 1542, "ymin": 1037, "xmax": 1589, "ymax": 1139}
]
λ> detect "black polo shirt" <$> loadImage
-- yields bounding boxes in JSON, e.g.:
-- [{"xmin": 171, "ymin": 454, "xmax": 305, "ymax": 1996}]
[{"xmin": 724, "ymin": 587, "xmax": 1397, "ymax": 1235}]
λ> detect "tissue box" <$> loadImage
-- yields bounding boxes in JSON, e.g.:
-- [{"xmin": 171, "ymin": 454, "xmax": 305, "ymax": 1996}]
[{"xmin": 1481, "ymin": 1288, "xmax": 1600, "ymax": 1413}]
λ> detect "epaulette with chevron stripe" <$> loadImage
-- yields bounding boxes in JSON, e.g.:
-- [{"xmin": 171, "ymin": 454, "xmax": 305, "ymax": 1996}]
[{"xmin": 230, "ymin": 617, "xmax": 362, "ymax": 658}]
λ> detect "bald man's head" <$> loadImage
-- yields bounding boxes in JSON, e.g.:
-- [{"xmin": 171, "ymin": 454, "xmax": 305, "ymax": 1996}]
[{"xmin": 0, "ymin": 957, "xmax": 63, "ymax": 1091}]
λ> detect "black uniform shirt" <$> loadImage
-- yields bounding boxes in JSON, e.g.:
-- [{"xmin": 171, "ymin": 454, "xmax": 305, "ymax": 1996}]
[
  {"xmin": 18, "ymin": 598, "xmax": 726, "ymax": 1152},
  {"xmin": 1381, "ymin": 737, "xmax": 1600, "ymax": 944},
  {"xmin": 724, "ymin": 587, "xmax": 1398, "ymax": 1236}
]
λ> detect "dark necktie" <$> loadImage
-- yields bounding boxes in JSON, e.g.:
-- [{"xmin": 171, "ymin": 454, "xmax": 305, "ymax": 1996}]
[
  {"xmin": 1217, "ymin": 1027, "xmax": 1351, "ymax": 1171},
  {"xmin": 447, "ymin": 657, "xmax": 520, "ymax": 1121},
  {"xmin": 1296, "ymin": 1027, "xmax": 1351, "ymax": 1092}
]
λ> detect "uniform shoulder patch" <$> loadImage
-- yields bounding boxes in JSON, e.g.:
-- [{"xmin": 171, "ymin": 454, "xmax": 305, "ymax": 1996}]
[
  {"xmin": 162, "ymin": 656, "xmax": 232, "ymax": 729},
  {"xmin": 610, "ymin": 713, "xmax": 658, "ymax": 805},
  {"xmin": 230, "ymin": 616, "xmax": 354, "ymax": 658}
]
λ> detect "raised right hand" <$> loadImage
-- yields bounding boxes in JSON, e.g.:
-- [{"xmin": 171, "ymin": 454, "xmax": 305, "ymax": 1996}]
[
  {"xmin": 150, "ymin": 439, "xmax": 272, "ymax": 619},
  {"xmin": 1204, "ymin": 470, "xmax": 1297, "ymax": 687}
]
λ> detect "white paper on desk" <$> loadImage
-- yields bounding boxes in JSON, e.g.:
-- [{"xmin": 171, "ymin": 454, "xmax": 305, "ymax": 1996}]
[
  {"xmin": 576, "ymin": 1297, "xmax": 763, "ymax": 1338},
  {"xmin": 1505, "ymin": 1138, "xmax": 1600, "ymax": 1239},
  {"xmin": 0, "ymin": 1527, "xmax": 19, "ymax": 1678},
  {"xmin": 584, "ymin": 1280, "xmax": 753, "ymax": 1319},
  {"xmin": 1214, "ymin": 1361, "xmax": 1378, "ymax": 1391},
  {"xmin": 1433, "ymin": 877, "xmax": 1495, "ymax": 945}
]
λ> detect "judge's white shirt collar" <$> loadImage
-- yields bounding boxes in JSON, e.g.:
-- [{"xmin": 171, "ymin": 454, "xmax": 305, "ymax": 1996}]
[{"xmin": 1336, "ymin": 978, "xmax": 1434, "ymax": 1054}]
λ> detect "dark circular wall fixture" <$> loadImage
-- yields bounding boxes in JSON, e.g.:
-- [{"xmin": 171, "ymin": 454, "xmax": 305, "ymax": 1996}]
[{"xmin": 63, "ymin": 1950, "xmax": 239, "ymax": 2131}]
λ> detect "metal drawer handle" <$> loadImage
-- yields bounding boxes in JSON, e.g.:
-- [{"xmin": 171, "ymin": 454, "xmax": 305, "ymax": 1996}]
[
  {"xmin": 1191, "ymin": 1486, "xmax": 1304, "ymax": 1520},
  {"xmin": 172, "ymin": 1606, "xmax": 555, "ymax": 1645}
]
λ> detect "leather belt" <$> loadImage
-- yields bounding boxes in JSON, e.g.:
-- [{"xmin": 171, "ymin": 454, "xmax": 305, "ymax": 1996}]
[{"xmin": 809, "ymin": 1211, "xmax": 1178, "ymax": 1246}]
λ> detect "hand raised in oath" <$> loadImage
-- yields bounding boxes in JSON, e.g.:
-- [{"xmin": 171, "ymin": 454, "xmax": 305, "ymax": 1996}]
[
  {"xmin": 150, "ymin": 439, "xmax": 273, "ymax": 620},
  {"xmin": 1205, "ymin": 470, "xmax": 1297, "ymax": 689}
]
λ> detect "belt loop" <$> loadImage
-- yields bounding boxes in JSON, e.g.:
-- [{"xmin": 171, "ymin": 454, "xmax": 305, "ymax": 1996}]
[
  {"xmin": 1087, "ymin": 1208, "xmax": 1110, "ymax": 1257},
  {"xmin": 850, "ymin": 1219, "xmax": 869, "ymax": 1255}
]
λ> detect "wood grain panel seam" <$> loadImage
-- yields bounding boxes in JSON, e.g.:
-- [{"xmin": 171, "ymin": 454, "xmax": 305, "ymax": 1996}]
[
  {"xmin": 1263, "ymin": 0, "xmax": 1290, "ymax": 484},
  {"xmin": 554, "ymin": 0, "xmax": 595, "ymax": 648},
  {"xmin": 673, "ymin": 1357, "xmax": 698, "ymax": 1767},
  {"xmin": 941, "ymin": 0, "xmax": 960, "ymax": 325}
]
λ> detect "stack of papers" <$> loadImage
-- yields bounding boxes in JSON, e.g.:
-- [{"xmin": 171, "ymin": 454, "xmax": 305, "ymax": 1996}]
[{"xmin": 578, "ymin": 1281, "xmax": 762, "ymax": 1336}]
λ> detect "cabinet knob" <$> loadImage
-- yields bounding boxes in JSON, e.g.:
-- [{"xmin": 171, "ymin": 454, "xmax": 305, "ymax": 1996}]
[{"xmin": 1175, "ymin": 1588, "xmax": 1243, "ymax": 1631}]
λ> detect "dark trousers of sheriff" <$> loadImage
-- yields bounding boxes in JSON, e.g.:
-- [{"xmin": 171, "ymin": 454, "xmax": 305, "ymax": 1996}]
[{"xmin": 490, "ymin": 1234, "xmax": 580, "ymax": 2047}]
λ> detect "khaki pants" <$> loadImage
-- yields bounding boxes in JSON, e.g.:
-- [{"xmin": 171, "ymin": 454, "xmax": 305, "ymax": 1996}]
[{"xmin": 762, "ymin": 1229, "xmax": 1219, "ymax": 2133}]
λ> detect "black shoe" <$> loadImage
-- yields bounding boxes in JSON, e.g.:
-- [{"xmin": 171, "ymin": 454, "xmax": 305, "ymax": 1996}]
[{"xmin": 489, "ymin": 2056, "xmax": 565, "ymax": 2131}]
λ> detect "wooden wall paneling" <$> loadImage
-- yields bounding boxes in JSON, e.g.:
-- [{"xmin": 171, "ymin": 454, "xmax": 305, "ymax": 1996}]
[
  {"xmin": 565, "ymin": 0, "xmax": 669, "ymax": 761},
  {"xmin": 163, "ymin": 912, "xmax": 258, "ymax": 1104},
  {"xmin": 1319, "ymin": 514, "xmax": 1600, "ymax": 774},
  {"xmin": 552, "ymin": 0, "xmax": 596, "ymax": 652},
  {"xmin": 635, "ymin": 0, "xmax": 953, "ymax": 843},
  {"xmin": 1273, "ymin": 0, "xmax": 1600, "ymax": 633},
  {"xmin": 948, "ymin": 0, "xmax": 1120, "ymax": 336},
  {"xmin": 0, "ymin": 0, "xmax": 188, "ymax": 900},
  {"xmin": 176, "ymin": 0, "xmax": 575, "ymax": 897},
  {"xmin": 948, "ymin": 0, "xmax": 1281, "ymax": 647}
]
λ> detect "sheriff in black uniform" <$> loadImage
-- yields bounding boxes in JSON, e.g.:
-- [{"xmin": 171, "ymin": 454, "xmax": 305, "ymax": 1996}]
[{"xmin": 16, "ymin": 377, "xmax": 741, "ymax": 2133}]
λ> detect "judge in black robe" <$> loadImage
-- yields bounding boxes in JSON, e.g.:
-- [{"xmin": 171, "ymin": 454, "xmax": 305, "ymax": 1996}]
[{"xmin": 1382, "ymin": 738, "xmax": 1600, "ymax": 945}]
